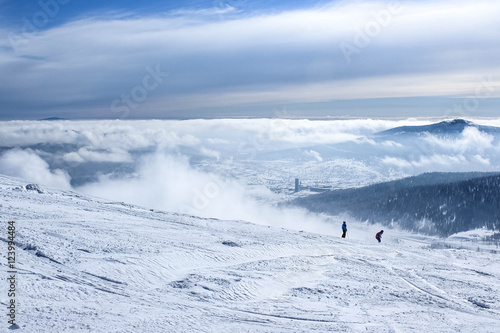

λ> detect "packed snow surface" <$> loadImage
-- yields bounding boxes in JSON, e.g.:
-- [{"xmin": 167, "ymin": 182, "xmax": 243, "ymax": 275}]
[{"xmin": 1, "ymin": 175, "xmax": 499, "ymax": 332}]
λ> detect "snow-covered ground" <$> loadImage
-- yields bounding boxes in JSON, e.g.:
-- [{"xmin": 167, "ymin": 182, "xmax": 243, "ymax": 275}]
[{"xmin": 1, "ymin": 175, "xmax": 499, "ymax": 332}]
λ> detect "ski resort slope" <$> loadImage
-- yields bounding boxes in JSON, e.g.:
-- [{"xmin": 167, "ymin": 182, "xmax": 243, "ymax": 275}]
[{"xmin": 1, "ymin": 175, "xmax": 499, "ymax": 332}]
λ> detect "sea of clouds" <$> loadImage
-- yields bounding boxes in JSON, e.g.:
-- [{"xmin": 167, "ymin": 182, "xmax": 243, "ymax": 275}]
[{"xmin": 1, "ymin": 118, "xmax": 500, "ymax": 233}]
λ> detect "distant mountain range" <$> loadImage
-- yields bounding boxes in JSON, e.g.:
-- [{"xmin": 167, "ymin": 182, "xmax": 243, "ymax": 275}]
[
  {"xmin": 38, "ymin": 117, "xmax": 69, "ymax": 121},
  {"xmin": 291, "ymin": 172, "xmax": 500, "ymax": 237},
  {"xmin": 374, "ymin": 119, "xmax": 500, "ymax": 137}
]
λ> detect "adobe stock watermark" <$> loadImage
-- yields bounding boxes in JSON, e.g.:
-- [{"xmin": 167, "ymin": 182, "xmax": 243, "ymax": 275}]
[
  {"xmin": 339, "ymin": 1, "xmax": 403, "ymax": 64},
  {"xmin": 444, "ymin": 75, "xmax": 497, "ymax": 118},
  {"xmin": 110, "ymin": 65, "xmax": 168, "ymax": 119},
  {"xmin": 6, "ymin": 220, "xmax": 19, "ymax": 330},
  {"xmin": 8, "ymin": 0, "xmax": 70, "ymax": 53}
]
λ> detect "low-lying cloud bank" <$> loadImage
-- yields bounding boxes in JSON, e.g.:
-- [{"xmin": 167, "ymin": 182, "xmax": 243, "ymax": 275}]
[{"xmin": 0, "ymin": 118, "xmax": 412, "ymax": 149}]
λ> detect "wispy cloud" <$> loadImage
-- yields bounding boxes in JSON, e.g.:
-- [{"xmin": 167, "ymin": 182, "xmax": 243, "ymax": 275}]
[
  {"xmin": 422, "ymin": 127, "xmax": 495, "ymax": 153},
  {"xmin": 305, "ymin": 150, "xmax": 323, "ymax": 162},
  {"xmin": 62, "ymin": 147, "xmax": 132, "ymax": 163},
  {"xmin": 382, "ymin": 154, "xmax": 469, "ymax": 169}
]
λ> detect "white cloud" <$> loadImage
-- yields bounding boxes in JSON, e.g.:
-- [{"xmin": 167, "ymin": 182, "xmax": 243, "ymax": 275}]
[
  {"xmin": 381, "ymin": 156, "xmax": 412, "ymax": 169},
  {"xmin": 207, "ymin": 138, "xmax": 229, "ymax": 145},
  {"xmin": 382, "ymin": 154, "xmax": 474, "ymax": 170},
  {"xmin": 63, "ymin": 147, "xmax": 132, "ymax": 163},
  {"xmin": 168, "ymin": 5, "xmax": 241, "ymax": 17},
  {"xmin": 458, "ymin": 127, "xmax": 494, "ymax": 152},
  {"xmin": 0, "ymin": 149, "xmax": 71, "ymax": 189},
  {"xmin": 79, "ymin": 154, "xmax": 211, "ymax": 213},
  {"xmin": 305, "ymin": 150, "xmax": 323, "ymax": 162},
  {"xmin": 472, "ymin": 154, "xmax": 490, "ymax": 165},
  {"xmin": 355, "ymin": 136, "xmax": 402, "ymax": 147},
  {"xmin": 199, "ymin": 147, "xmax": 221, "ymax": 160},
  {"xmin": 62, "ymin": 152, "xmax": 85, "ymax": 164},
  {"xmin": 422, "ymin": 127, "xmax": 494, "ymax": 153}
]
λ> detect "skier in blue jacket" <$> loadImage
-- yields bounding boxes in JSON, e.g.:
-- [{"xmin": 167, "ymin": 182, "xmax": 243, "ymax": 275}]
[{"xmin": 341, "ymin": 221, "xmax": 347, "ymax": 238}]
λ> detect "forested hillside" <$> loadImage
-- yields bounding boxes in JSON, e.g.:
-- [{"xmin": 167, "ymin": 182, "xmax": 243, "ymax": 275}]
[{"xmin": 292, "ymin": 172, "xmax": 500, "ymax": 236}]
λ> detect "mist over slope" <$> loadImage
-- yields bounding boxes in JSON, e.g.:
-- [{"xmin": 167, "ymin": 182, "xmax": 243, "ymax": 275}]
[
  {"xmin": 291, "ymin": 172, "xmax": 500, "ymax": 236},
  {"xmin": 1, "ymin": 175, "xmax": 499, "ymax": 332}
]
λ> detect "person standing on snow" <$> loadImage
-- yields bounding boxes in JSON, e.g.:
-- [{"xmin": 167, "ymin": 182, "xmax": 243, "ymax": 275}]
[
  {"xmin": 341, "ymin": 221, "xmax": 347, "ymax": 238},
  {"xmin": 375, "ymin": 230, "xmax": 384, "ymax": 243}
]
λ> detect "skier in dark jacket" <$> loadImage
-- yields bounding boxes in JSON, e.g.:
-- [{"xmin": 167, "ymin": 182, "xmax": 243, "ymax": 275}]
[
  {"xmin": 375, "ymin": 230, "xmax": 384, "ymax": 243},
  {"xmin": 341, "ymin": 221, "xmax": 347, "ymax": 238}
]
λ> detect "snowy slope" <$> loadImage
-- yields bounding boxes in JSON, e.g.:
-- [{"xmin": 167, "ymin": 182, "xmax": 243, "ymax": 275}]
[{"xmin": 1, "ymin": 175, "xmax": 499, "ymax": 332}]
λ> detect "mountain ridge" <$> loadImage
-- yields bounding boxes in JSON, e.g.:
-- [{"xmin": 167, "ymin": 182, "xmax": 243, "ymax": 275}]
[{"xmin": 375, "ymin": 118, "xmax": 500, "ymax": 137}]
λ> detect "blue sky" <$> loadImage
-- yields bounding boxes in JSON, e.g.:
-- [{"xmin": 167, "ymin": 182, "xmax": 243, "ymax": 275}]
[{"xmin": 0, "ymin": 0, "xmax": 499, "ymax": 119}]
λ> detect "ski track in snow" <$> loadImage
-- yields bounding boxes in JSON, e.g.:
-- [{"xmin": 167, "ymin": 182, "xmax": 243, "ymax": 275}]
[{"xmin": 1, "ymin": 175, "xmax": 499, "ymax": 332}]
